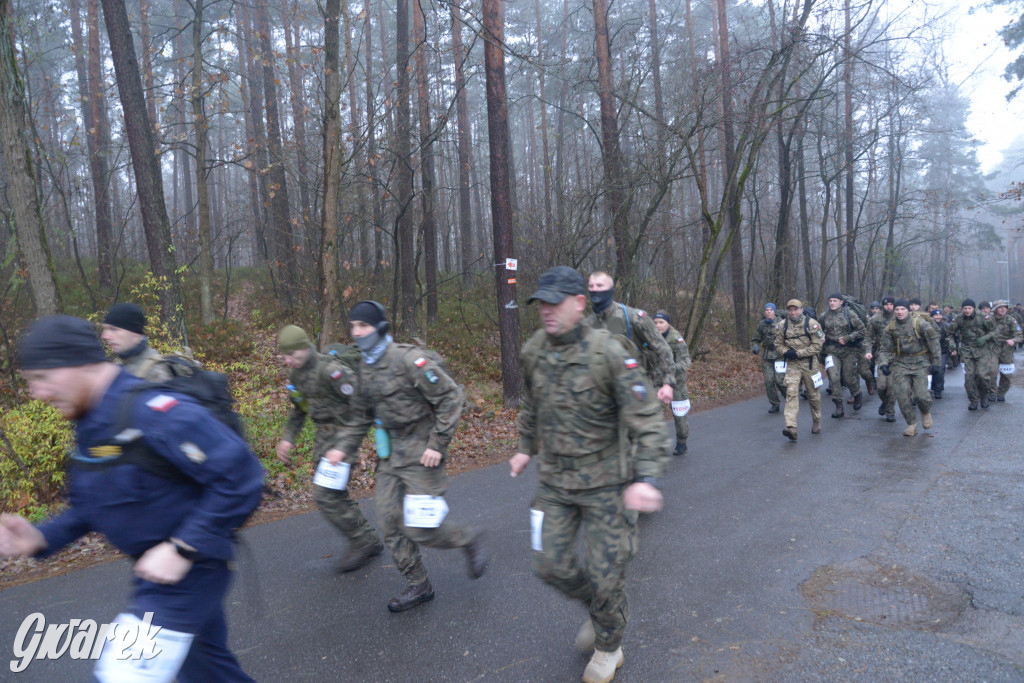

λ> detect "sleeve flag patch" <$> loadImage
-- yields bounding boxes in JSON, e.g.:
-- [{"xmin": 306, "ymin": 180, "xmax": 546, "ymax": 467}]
[
  {"xmin": 624, "ymin": 358, "xmax": 639, "ymax": 369},
  {"xmin": 414, "ymin": 357, "xmax": 428, "ymax": 367},
  {"xmin": 331, "ymin": 370, "xmax": 343, "ymax": 379},
  {"xmin": 637, "ymin": 310, "xmax": 646, "ymax": 317},
  {"xmin": 146, "ymin": 395, "xmax": 179, "ymax": 412}
]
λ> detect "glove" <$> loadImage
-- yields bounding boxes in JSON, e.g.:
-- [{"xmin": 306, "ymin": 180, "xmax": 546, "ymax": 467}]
[
  {"xmin": 751, "ymin": 344, "xmax": 760, "ymax": 355},
  {"xmin": 880, "ymin": 365, "xmax": 891, "ymax": 376},
  {"xmin": 975, "ymin": 335, "xmax": 991, "ymax": 346},
  {"xmin": 930, "ymin": 365, "xmax": 942, "ymax": 375},
  {"xmin": 783, "ymin": 349, "xmax": 798, "ymax": 360}
]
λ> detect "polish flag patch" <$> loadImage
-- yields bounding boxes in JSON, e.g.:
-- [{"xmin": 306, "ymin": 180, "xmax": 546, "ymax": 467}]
[
  {"xmin": 414, "ymin": 357, "xmax": 428, "ymax": 367},
  {"xmin": 625, "ymin": 358, "xmax": 639, "ymax": 369},
  {"xmin": 331, "ymin": 370, "xmax": 343, "ymax": 379},
  {"xmin": 637, "ymin": 310, "xmax": 646, "ymax": 317},
  {"xmin": 146, "ymin": 395, "xmax": 179, "ymax": 412}
]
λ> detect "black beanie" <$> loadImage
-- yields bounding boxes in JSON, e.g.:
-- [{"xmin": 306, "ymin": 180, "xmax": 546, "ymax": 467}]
[
  {"xmin": 894, "ymin": 298, "xmax": 910, "ymax": 309},
  {"xmin": 881, "ymin": 296, "xmax": 896, "ymax": 306},
  {"xmin": 104, "ymin": 302, "xmax": 146, "ymax": 334},
  {"xmin": 961, "ymin": 298, "xmax": 976, "ymax": 308},
  {"xmin": 979, "ymin": 301, "xmax": 991, "ymax": 309},
  {"xmin": 827, "ymin": 292, "xmax": 843, "ymax": 301},
  {"xmin": 653, "ymin": 310, "xmax": 671, "ymax": 324},
  {"xmin": 18, "ymin": 315, "xmax": 107, "ymax": 370},
  {"xmin": 909, "ymin": 297, "xmax": 922, "ymax": 307},
  {"xmin": 349, "ymin": 300, "xmax": 388, "ymax": 331}
]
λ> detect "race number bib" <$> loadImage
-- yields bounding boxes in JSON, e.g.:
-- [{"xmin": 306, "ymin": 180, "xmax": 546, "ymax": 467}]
[
  {"xmin": 312, "ymin": 459, "xmax": 351, "ymax": 490},
  {"xmin": 873, "ymin": 364, "xmax": 878, "ymax": 378},
  {"xmin": 530, "ymin": 509, "xmax": 544, "ymax": 552},
  {"xmin": 671, "ymin": 399, "xmax": 691, "ymax": 417},
  {"xmin": 403, "ymin": 495, "xmax": 449, "ymax": 528},
  {"xmin": 824, "ymin": 355, "xmax": 835, "ymax": 369},
  {"xmin": 811, "ymin": 371, "xmax": 824, "ymax": 389},
  {"xmin": 1000, "ymin": 364, "xmax": 1015, "ymax": 375},
  {"xmin": 94, "ymin": 613, "xmax": 194, "ymax": 683},
  {"xmin": 928, "ymin": 375, "xmax": 932, "ymax": 390},
  {"xmin": 774, "ymin": 360, "xmax": 788, "ymax": 373}
]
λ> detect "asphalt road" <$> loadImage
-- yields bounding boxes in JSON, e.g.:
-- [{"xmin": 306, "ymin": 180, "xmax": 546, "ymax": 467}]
[{"xmin": 1, "ymin": 358, "xmax": 1022, "ymax": 682}]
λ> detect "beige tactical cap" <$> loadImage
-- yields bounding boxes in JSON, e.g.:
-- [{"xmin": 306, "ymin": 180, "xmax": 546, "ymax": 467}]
[{"xmin": 786, "ymin": 299, "xmax": 803, "ymax": 310}]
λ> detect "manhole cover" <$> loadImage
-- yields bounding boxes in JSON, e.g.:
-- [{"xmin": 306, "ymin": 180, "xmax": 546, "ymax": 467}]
[{"xmin": 800, "ymin": 559, "xmax": 968, "ymax": 630}]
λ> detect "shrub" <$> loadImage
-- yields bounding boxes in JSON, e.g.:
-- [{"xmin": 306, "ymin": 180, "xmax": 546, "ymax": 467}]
[{"xmin": 0, "ymin": 400, "xmax": 73, "ymax": 520}]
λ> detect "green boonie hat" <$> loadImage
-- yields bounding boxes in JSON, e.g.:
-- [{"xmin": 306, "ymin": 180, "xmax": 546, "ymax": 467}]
[
  {"xmin": 278, "ymin": 325, "xmax": 312, "ymax": 353},
  {"xmin": 527, "ymin": 266, "xmax": 586, "ymax": 304},
  {"xmin": 992, "ymin": 299, "xmax": 1009, "ymax": 309}
]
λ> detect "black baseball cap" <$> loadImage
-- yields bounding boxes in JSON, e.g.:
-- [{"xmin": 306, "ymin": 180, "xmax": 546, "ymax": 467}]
[{"xmin": 527, "ymin": 266, "xmax": 586, "ymax": 304}]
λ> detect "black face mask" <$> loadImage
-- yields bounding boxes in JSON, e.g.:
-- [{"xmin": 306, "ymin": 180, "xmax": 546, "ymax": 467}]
[{"xmin": 590, "ymin": 288, "xmax": 615, "ymax": 314}]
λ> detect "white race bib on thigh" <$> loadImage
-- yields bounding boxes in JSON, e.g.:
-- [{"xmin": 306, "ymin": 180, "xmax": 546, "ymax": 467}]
[
  {"xmin": 530, "ymin": 509, "xmax": 544, "ymax": 552},
  {"xmin": 775, "ymin": 360, "xmax": 788, "ymax": 373},
  {"xmin": 403, "ymin": 495, "xmax": 449, "ymax": 528},
  {"xmin": 825, "ymin": 355, "xmax": 835, "ymax": 369},
  {"xmin": 1000, "ymin": 363, "xmax": 1015, "ymax": 375},
  {"xmin": 811, "ymin": 371, "xmax": 824, "ymax": 389},
  {"xmin": 671, "ymin": 399, "xmax": 691, "ymax": 417},
  {"xmin": 313, "ymin": 459, "xmax": 351, "ymax": 490},
  {"xmin": 94, "ymin": 613, "xmax": 193, "ymax": 683}
]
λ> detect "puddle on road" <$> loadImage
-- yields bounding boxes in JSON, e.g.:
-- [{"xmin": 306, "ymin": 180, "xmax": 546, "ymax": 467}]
[{"xmin": 800, "ymin": 558, "xmax": 968, "ymax": 630}]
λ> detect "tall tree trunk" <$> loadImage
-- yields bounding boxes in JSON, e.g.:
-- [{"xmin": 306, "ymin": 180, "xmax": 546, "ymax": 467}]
[
  {"xmin": 172, "ymin": 18, "xmax": 195, "ymax": 252},
  {"xmin": 321, "ymin": 0, "xmax": 342, "ymax": 346},
  {"xmin": 343, "ymin": 0, "xmax": 368, "ymax": 270},
  {"xmin": 843, "ymin": 0, "xmax": 855, "ymax": 294},
  {"xmin": 483, "ymin": 0, "xmax": 521, "ymax": 406},
  {"xmin": 592, "ymin": 0, "xmax": 632, "ymax": 293},
  {"xmin": 71, "ymin": 0, "xmax": 114, "ymax": 291},
  {"xmin": 99, "ymin": 0, "xmax": 186, "ymax": 343},
  {"xmin": 648, "ymin": 0, "xmax": 673, "ymax": 306},
  {"xmin": 138, "ymin": 0, "xmax": 157, "ymax": 133},
  {"xmin": 715, "ymin": 0, "xmax": 747, "ymax": 346},
  {"xmin": 255, "ymin": 0, "xmax": 297, "ymax": 302},
  {"xmin": 192, "ymin": 0, "xmax": 213, "ymax": 325},
  {"xmin": 414, "ymin": 0, "xmax": 438, "ymax": 322},
  {"xmin": 282, "ymin": 3, "xmax": 312, "ymax": 236},
  {"xmin": 395, "ymin": 0, "xmax": 416, "ymax": 333},
  {"xmin": 0, "ymin": 0, "xmax": 61, "ymax": 314},
  {"xmin": 451, "ymin": 2, "xmax": 474, "ymax": 286},
  {"xmin": 365, "ymin": 6, "xmax": 384, "ymax": 275}
]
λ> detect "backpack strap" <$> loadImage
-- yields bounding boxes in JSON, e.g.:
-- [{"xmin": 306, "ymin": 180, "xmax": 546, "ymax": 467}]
[{"xmin": 618, "ymin": 303, "xmax": 632, "ymax": 341}]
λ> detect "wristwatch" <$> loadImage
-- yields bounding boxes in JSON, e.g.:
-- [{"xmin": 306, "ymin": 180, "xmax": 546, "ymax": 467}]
[{"xmin": 169, "ymin": 537, "xmax": 200, "ymax": 562}]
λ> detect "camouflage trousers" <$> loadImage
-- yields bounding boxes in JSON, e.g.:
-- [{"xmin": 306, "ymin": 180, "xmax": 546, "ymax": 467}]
[
  {"xmin": 313, "ymin": 484, "xmax": 380, "ymax": 550},
  {"xmin": 823, "ymin": 347, "xmax": 861, "ymax": 399},
  {"xmin": 671, "ymin": 383, "xmax": 689, "ymax": 446},
  {"xmin": 891, "ymin": 360, "xmax": 932, "ymax": 425},
  {"xmin": 783, "ymin": 358, "xmax": 821, "ymax": 429},
  {"xmin": 875, "ymin": 364, "xmax": 895, "ymax": 416},
  {"xmin": 960, "ymin": 353, "xmax": 990, "ymax": 403},
  {"xmin": 531, "ymin": 482, "xmax": 638, "ymax": 652},
  {"xmin": 375, "ymin": 457, "xmax": 475, "ymax": 585},
  {"xmin": 858, "ymin": 353, "xmax": 874, "ymax": 386},
  {"xmin": 995, "ymin": 346, "xmax": 1016, "ymax": 398},
  {"xmin": 761, "ymin": 360, "xmax": 786, "ymax": 406}
]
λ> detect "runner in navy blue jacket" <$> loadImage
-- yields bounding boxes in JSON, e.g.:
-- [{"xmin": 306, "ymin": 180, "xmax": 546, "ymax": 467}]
[{"xmin": 0, "ymin": 315, "xmax": 263, "ymax": 682}]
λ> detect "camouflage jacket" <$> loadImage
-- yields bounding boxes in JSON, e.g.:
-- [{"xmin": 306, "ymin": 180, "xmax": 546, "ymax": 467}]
[
  {"xmin": 820, "ymin": 306, "xmax": 866, "ymax": 353},
  {"xmin": 878, "ymin": 315, "xmax": 941, "ymax": 368},
  {"xmin": 751, "ymin": 317, "xmax": 781, "ymax": 361},
  {"xmin": 663, "ymin": 326, "xmax": 692, "ymax": 386},
  {"xmin": 336, "ymin": 342, "xmax": 463, "ymax": 468},
  {"xmin": 518, "ymin": 323, "xmax": 669, "ymax": 490},
  {"xmin": 991, "ymin": 313, "xmax": 1023, "ymax": 347},
  {"xmin": 118, "ymin": 341, "xmax": 173, "ymax": 382},
  {"xmin": 946, "ymin": 312, "xmax": 996, "ymax": 359},
  {"xmin": 283, "ymin": 350, "xmax": 364, "ymax": 462},
  {"xmin": 586, "ymin": 302, "xmax": 675, "ymax": 388},
  {"xmin": 774, "ymin": 314, "xmax": 824, "ymax": 367},
  {"xmin": 865, "ymin": 311, "xmax": 894, "ymax": 355}
]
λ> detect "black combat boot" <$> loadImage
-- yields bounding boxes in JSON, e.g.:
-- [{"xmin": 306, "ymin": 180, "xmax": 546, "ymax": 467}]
[
  {"xmin": 337, "ymin": 538, "xmax": 385, "ymax": 573},
  {"xmin": 782, "ymin": 426, "xmax": 798, "ymax": 441},
  {"xmin": 831, "ymin": 399, "xmax": 844, "ymax": 418},
  {"xmin": 387, "ymin": 580, "xmax": 434, "ymax": 612},
  {"xmin": 852, "ymin": 393, "xmax": 863, "ymax": 411},
  {"xmin": 878, "ymin": 402, "xmax": 886, "ymax": 416},
  {"xmin": 673, "ymin": 442, "xmax": 688, "ymax": 456},
  {"xmin": 463, "ymin": 528, "xmax": 489, "ymax": 579},
  {"xmin": 980, "ymin": 395, "xmax": 990, "ymax": 409},
  {"xmin": 768, "ymin": 404, "xmax": 780, "ymax": 413},
  {"xmin": 885, "ymin": 413, "xmax": 896, "ymax": 422},
  {"xmin": 968, "ymin": 401, "xmax": 978, "ymax": 410}
]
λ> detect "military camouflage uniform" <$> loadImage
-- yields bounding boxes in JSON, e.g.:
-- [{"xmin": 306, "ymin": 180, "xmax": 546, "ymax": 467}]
[
  {"xmin": 990, "ymin": 312, "xmax": 1023, "ymax": 398},
  {"xmin": 946, "ymin": 312, "xmax": 996, "ymax": 404},
  {"xmin": 518, "ymin": 323, "xmax": 670, "ymax": 652},
  {"xmin": 819, "ymin": 306, "xmax": 865, "ymax": 404},
  {"xmin": 336, "ymin": 342, "xmax": 473, "ymax": 586},
  {"xmin": 774, "ymin": 313, "xmax": 824, "ymax": 431},
  {"xmin": 866, "ymin": 310, "xmax": 896, "ymax": 418},
  {"xmin": 284, "ymin": 350, "xmax": 380, "ymax": 552},
  {"xmin": 587, "ymin": 302, "xmax": 675, "ymax": 389},
  {"xmin": 751, "ymin": 317, "xmax": 785, "ymax": 408},
  {"xmin": 878, "ymin": 316, "xmax": 941, "ymax": 426},
  {"xmin": 117, "ymin": 340, "xmax": 173, "ymax": 382},
  {"xmin": 662, "ymin": 326, "xmax": 691, "ymax": 449}
]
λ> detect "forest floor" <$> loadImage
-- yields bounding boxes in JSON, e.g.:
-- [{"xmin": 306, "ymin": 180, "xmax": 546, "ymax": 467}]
[{"xmin": 0, "ymin": 294, "xmax": 763, "ymax": 590}]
